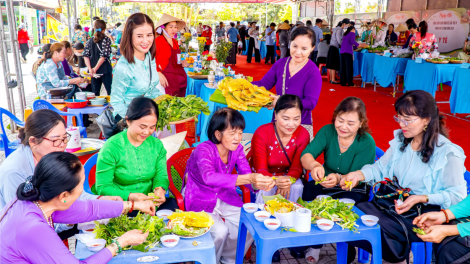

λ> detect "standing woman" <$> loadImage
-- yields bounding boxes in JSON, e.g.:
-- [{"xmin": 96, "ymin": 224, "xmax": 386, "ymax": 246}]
[
  {"xmin": 111, "ymin": 13, "xmax": 162, "ymax": 121},
  {"xmin": 83, "ymin": 19, "xmax": 113, "ymax": 96},
  {"xmin": 246, "ymin": 22, "xmax": 260, "ymax": 63},
  {"xmin": 18, "ymin": 24, "xmax": 32, "ymax": 63},
  {"xmin": 409, "ymin": 21, "xmax": 438, "ymax": 54},
  {"xmin": 327, "ymin": 19, "xmax": 350, "ymax": 84},
  {"xmin": 252, "ymin": 27, "xmax": 322, "ymax": 141},
  {"xmin": 154, "ymin": 14, "xmax": 189, "ymax": 97},
  {"xmin": 201, "ymin": 25, "xmax": 213, "ymax": 51},
  {"xmin": 238, "ymin": 25, "xmax": 246, "ymax": 55},
  {"xmin": 340, "ymin": 26, "xmax": 368, "ymax": 87}
]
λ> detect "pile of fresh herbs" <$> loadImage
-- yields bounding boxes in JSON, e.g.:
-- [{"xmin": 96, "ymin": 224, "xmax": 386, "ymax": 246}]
[
  {"xmin": 93, "ymin": 213, "xmax": 166, "ymax": 252},
  {"xmin": 154, "ymin": 95, "xmax": 210, "ymax": 131},
  {"xmin": 297, "ymin": 197, "xmax": 360, "ymax": 232}
]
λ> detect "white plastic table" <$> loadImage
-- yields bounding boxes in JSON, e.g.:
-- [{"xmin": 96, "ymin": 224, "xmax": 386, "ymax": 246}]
[{"xmin": 75, "ymin": 232, "xmax": 216, "ymax": 264}]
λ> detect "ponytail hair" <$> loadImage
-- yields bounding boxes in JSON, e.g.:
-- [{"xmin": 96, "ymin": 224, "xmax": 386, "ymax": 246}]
[
  {"xmin": 418, "ymin": 21, "xmax": 428, "ymax": 39},
  {"xmin": 93, "ymin": 19, "xmax": 107, "ymax": 43},
  {"xmin": 36, "ymin": 43, "xmax": 64, "ymax": 68},
  {"xmin": 17, "ymin": 152, "xmax": 82, "ymax": 202}
]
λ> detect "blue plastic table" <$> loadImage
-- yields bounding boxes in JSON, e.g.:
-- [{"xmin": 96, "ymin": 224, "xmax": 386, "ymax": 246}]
[
  {"xmin": 235, "ymin": 207, "xmax": 382, "ymax": 264},
  {"xmin": 185, "ymin": 68, "xmax": 206, "ymax": 98},
  {"xmin": 353, "ymin": 52, "xmax": 365, "ymax": 77},
  {"xmin": 450, "ymin": 68, "xmax": 470, "ymax": 114},
  {"xmin": 66, "ymin": 104, "xmax": 108, "ymax": 127},
  {"xmin": 197, "ymin": 83, "xmax": 274, "ymax": 141},
  {"xmin": 242, "ymin": 39, "xmax": 250, "ymax": 55},
  {"xmin": 403, "ymin": 60, "xmax": 461, "ymax": 97},
  {"xmin": 360, "ymin": 53, "xmax": 377, "ymax": 86},
  {"xmin": 74, "ymin": 232, "xmax": 216, "ymax": 264},
  {"xmin": 259, "ymin": 41, "xmax": 267, "ymax": 59},
  {"xmin": 372, "ymin": 56, "xmax": 411, "ymax": 95}
]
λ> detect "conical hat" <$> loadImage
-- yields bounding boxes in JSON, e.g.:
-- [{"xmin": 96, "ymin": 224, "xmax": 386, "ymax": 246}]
[
  {"xmin": 322, "ymin": 19, "xmax": 329, "ymax": 26},
  {"xmin": 155, "ymin": 13, "xmax": 186, "ymax": 31},
  {"xmin": 278, "ymin": 22, "xmax": 291, "ymax": 30},
  {"xmin": 395, "ymin": 23, "xmax": 408, "ymax": 32}
]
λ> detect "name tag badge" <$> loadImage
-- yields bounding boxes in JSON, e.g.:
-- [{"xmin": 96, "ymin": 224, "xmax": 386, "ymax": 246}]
[
  {"xmin": 361, "ymin": 49, "xmax": 367, "ymax": 53},
  {"xmin": 461, "ymin": 63, "xmax": 470, "ymax": 69},
  {"xmin": 416, "ymin": 58, "xmax": 423, "ymax": 64},
  {"xmin": 384, "ymin": 52, "xmax": 392, "ymax": 57}
]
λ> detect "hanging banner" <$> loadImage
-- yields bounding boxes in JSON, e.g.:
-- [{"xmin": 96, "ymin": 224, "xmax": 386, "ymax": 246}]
[
  {"xmin": 383, "ymin": 11, "xmax": 421, "ymax": 29},
  {"xmin": 423, "ymin": 9, "xmax": 470, "ymax": 53},
  {"xmin": 37, "ymin": 10, "xmax": 47, "ymax": 43},
  {"xmin": 46, "ymin": 14, "xmax": 69, "ymax": 42}
]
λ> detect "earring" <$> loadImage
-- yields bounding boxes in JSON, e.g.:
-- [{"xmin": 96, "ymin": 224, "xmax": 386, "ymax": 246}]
[
  {"xmin": 33, "ymin": 146, "xmax": 37, "ymax": 149},
  {"xmin": 424, "ymin": 125, "xmax": 427, "ymax": 131},
  {"xmin": 63, "ymin": 200, "xmax": 66, "ymax": 203}
]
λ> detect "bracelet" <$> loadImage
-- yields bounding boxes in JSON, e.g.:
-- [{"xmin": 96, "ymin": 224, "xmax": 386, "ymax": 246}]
[
  {"xmin": 112, "ymin": 239, "xmax": 123, "ymax": 254},
  {"xmin": 441, "ymin": 209, "xmax": 449, "ymax": 224},
  {"xmin": 97, "ymin": 195, "xmax": 103, "ymax": 199},
  {"xmin": 109, "ymin": 243, "xmax": 119, "ymax": 257},
  {"xmin": 129, "ymin": 201, "xmax": 135, "ymax": 213}
]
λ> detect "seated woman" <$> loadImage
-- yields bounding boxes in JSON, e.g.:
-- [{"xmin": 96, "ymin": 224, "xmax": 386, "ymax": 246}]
[
  {"xmin": 0, "ymin": 109, "xmax": 121, "ymax": 239},
  {"xmin": 60, "ymin": 40, "xmax": 79, "ymax": 78},
  {"xmin": 385, "ymin": 24, "xmax": 398, "ymax": 46},
  {"xmin": 95, "ymin": 97, "xmax": 177, "ymax": 212},
  {"xmin": 342, "ymin": 90, "xmax": 467, "ymax": 264},
  {"xmin": 300, "ymin": 97, "xmax": 376, "ymax": 263},
  {"xmin": 413, "ymin": 195, "xmax": 470, "ymax": 263},
  {"xmin": 457, "ymin": 35, "xmax": 470, "ymax": 63},
  {"xmin": 252, "ymin": 27, "xmax": 323, "ymax": 141},
  {"xmin": 0, "ymin": 152, "xmax": 155, "ymax": 263},
  {"xmin": 252, "ymin": 94, "xmax": 310, "ymax": 203},
  {"xmin": 184, "ymin": 108, "xmax": 275, "ymax": 264}
]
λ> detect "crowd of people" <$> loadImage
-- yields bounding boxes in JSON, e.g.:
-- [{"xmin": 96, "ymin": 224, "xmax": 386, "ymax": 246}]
[{"xmin": 2, "ymin": 11, "xmax": 469, "ymax": 264}]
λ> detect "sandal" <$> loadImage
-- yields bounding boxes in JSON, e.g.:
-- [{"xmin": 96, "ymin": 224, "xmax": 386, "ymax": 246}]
[
  {"xmin": 305, "ymin": 247, "xmax": 321, "ymax": 263},
  {"xmin": 330, "ymin": 81, "xmax": 340, "ymax": 84}
]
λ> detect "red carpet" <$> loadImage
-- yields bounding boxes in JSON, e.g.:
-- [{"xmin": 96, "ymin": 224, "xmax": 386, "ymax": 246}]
[{"xmin": 232, "ymin": 55, "xmax": 470, "ymax": 169}]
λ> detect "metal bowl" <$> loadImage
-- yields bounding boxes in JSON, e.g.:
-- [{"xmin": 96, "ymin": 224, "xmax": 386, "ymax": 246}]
[
  {"xmin": 72, "ymin": 138, "xmax": 105, "ymax": 156},
  {"xmin": 49, "ymin": 86, "xmax": 73, "ymax": 96}
]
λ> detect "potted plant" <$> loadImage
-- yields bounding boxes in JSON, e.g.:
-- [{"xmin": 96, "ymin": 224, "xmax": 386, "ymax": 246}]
[{"xmin": 214, "ymin": 38, "xmax": 232, "ymax": 65}]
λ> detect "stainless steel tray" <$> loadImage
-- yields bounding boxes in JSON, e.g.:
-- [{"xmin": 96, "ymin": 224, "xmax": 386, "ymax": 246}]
[{"xmin": 72, "ymin": 138, "xmax": 105, "ymax": 156}]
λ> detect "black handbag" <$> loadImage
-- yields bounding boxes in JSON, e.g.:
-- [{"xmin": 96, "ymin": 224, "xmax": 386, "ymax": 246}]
[
  {"xmin": 96, "ymin": 105, "xmax": 123, "ymax": 139},
  {"xmin": 372, "ymin": 176, "xmax": 441, "ymax": 263}
]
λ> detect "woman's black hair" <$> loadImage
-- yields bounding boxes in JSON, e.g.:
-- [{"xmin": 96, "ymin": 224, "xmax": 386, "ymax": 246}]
[
  {"xmin": 290, "ymin": 26, "xmax": 316, "ymax": 48},
  {"xmin": 336, "ymin": 22, "xmax": 342, "ymax": 27},
  {"xmin": 405, "ymin": 18, "xmax": 415, "ymax": 26},
  {"xmin": 408, "ymin": 23, "xmax": 418, "ymax": 30},
  {"xmin": 207, "ymin": 108, "xmax": 245, "ymax": 144},
  {"xmin": 125, "ymin": 97, "xmax": 159, "ymax": 121},
  {"xmin": 332, "ymin": 97, "xmax": 371, "ymax": 140},
  {"xmin": 344, "ymin": 26, "xmax": 355, "ymax": 37},
  {"xmin": 274, "ymin": 94, "xmax": 303, "ymax": 114},
  {"xmin": 395, "ymin": 90, "xmax": 449, "ymax": 163},
  {"xmin": 74, "ymin": 24, "xmax": 82, "ymax": 30},
  {"xmin": 418, "ymin": 21, "xmax": 428, "ymax": 39},
  {"xmin": 93, "ymin": 19, "xmax": 107, "ymax": 43},
  {"xmin": 17, "ymin": 152, "xmax": 82, "ymax": 202},
  {"xmin": 324, "ymin": 34, "xmax": 331, "ymax": 44},
  {"xmin": 18, "ymin": 109, "xmax": 66, "ymax": 146}
]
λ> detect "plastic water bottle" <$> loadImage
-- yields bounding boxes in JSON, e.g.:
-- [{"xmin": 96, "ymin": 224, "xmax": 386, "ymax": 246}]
[
  {"xmin": 197, "ymin": 51, "xmax": 201, "ymax": 61},
  {"xmin": 46, "ymin": 91, "xmax": 51, "ymax": 101}
]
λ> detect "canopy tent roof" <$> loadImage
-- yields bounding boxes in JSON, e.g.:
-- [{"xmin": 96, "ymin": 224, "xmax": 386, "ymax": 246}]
[{"xmin": 113, "ymin": 0, "xmax": 294, "ymax": 4}]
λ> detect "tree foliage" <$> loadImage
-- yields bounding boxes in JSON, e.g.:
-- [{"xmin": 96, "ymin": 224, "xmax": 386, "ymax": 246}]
[
  {"xmin": 364, "ymin": 2, "xmax": 378, "ymax": 13},
  {"xmin": 334, "ymin": 1, "xmax": 341, "ymax": 14},
  {"xmin": 343, "ymin": 2, "xmax": 356, "ymax": 14}
]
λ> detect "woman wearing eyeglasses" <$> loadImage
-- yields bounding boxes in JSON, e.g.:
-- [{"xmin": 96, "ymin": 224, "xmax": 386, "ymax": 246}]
[
  {"xmin": 0, "ymin": 109, "xmax": 122, "ymax": 240},
  {"xmin": 340, "ymin": 90, "xmax": 467, "ymax": 264}
]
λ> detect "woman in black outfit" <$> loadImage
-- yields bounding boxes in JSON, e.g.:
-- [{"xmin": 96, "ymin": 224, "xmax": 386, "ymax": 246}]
[
  {"xmin": 238, "ymin": 25, "xmax": 246, "ymax": 55},
  {"xmin": 83, "ymin": 19, "xmax": 113, "ymax": 96}
]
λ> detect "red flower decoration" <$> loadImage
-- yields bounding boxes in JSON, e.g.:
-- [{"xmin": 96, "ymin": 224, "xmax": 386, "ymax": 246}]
[{"xmin": 202, "ymin": 51, "xmax": 209, "ymax": 56}]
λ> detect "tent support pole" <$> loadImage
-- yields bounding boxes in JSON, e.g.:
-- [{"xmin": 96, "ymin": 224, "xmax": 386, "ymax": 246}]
[{"xmin": 67, "ymin": 0, "xmax": 73, "ymax": 40}]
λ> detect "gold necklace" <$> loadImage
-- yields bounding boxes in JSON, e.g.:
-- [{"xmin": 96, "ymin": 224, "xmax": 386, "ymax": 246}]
[{"xmin": 289, "ymin": 59, "xmax": 309, "ymax": 76}]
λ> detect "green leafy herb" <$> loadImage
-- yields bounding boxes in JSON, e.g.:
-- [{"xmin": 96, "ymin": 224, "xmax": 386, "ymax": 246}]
[
  {"xmin": 155, "ymin": 95, "xmax": 210, "ymax": 131},
  {"xmin": 246, "ymin": 76, "xmax": 253, "ymax": 82},
  {"xmin": 315, "ymin": 177, "xmax": 327, "ymax": 185},
  {"xmin": 413, "ymin": 227, "xmax": 427, "ymax": 235},
  {"xmin": 93, "ymin": 213, "xmax": 165, "ymax": 252},
  {"xmin": 160, "ymin": 222, "xmax": 208, "ymax": 237},
  {"xmin": 280, "ymin": 227, "xmax": 297, "ymax": 234},
  {"xmin": 289, "ymin": 176, "xmax": 297, "ymax": 184},
  {"xmin": 297, "ymin": 197, "xmax": 360, "ymax": 233}
]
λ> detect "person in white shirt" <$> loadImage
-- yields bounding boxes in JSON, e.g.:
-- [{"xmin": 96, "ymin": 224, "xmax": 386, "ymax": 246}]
[
  {"xmin": 196, "ymin": 22, "xmax": 203, "ymax": 37},
  {"xmin": 247, "ymin": 22, "xmax": 260, "ymax": 63},
  {"xmin": 374, "ymin": 19, "xmax": 388, "ymax": 46}
]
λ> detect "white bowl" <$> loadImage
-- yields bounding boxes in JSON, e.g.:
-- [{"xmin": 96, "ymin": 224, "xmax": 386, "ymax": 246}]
[
  {"xmin": 81, "ymin": 223, "xmax": 96, "ymax": 234},
  {"xmin": 264, "ymin": 219, "xmax": 281, "ymax": 230},
  {"xmin": 86, "ymin": 239, "xmax": 106, "ymax": 252},
  {"xmin": 316, "ymin": 219, "xmax": 334, "ymax": 231},
  {"xmin": 157, "ymin": 209, "xmax": 173, "ymax": 220},
  {"xmin": 316, "ymin": 195, "xmax": 331, "ymax": 200},
  {"xmin": 254, "ymin": 211, "xmax": 271, "ymax": 222},
  {"xmin": 161, "ymin": 234, "xmax": 180, "ymax": 248},
  {"xmin": 243, "ymin": 203, "xmax": 259, "ymax": 213},
  {"xmin": 339, "ymin": 198, "xmax": 355, "ymax": 207},
  {"xmin": 361, "ymin": 215, "xmax": 379, "ymax": 227}
]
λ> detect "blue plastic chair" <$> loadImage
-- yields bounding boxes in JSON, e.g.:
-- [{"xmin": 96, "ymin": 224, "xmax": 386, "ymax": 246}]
[
  {"xmin": 83, "ymin": 153, "xmax": 98, "ymax": 194},
  {"xmin": 32, "ymin": 100, "xmax": 87, "ymax": 138},
  {"xmin": 0, "ymin": 108, "xmax": 25, "ymax": 157}
]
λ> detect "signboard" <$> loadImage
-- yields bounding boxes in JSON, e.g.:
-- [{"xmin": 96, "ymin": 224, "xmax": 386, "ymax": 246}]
[
  {"xmin": 424, "ymin": 9, "xmax": 470, "ymax": 53},
  {"xmin": 46, "ymin": 14, "xmax": 69, "ymax": 42},
  {"xmin": 384, "ymin": 11, "xmax": 420, "ymax": 29}
]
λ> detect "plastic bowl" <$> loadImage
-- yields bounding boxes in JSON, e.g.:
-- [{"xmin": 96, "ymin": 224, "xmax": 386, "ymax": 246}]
[
  {"xmin": 254, "ymin": 211, "xmax": 271, "ymax": 222},
  {"xmin": 86, "ymin": 239, "xmax": 106, "ymax": 252},
  {"xmin": 81, "ymin": 223, "xmax": 96, "ymax": 234},
  {"xmin": 243, "ymin": 203, "xmax": 259, "ymax": 213},
  {"xmin": 65, "ymin": 99, "xmax": 87, "ymax": 109},
  {"xmin": 339, "ymin": 198, "xmax": 355, "ymax": 207},
  {"xmin": 264, "ymin": 219, "xmax": 281, "ymax": 230},
  {"xmin": 161, "ymin": 235, "xmax": 180, "ymax": 248},
  {"xmin": 316, "ymin": 219, "xmax": 334, "ymax": 231},
  {"xmin": 89, "ymin": 98, "xmax": 106, "ymax": 106},
  {"xmin": 361, "ymin": 215, "xmax": 379, "ymax": 227},
  {"xmin": 316, "ymin": 195, "xmax": 331, "ymax": 200},
  {"xmin": 156, "ymin": 209, "xmax": 173, "ymax": 221}
]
